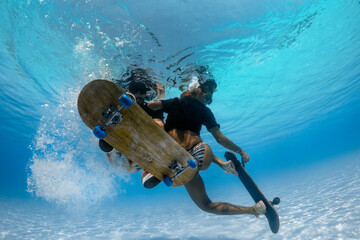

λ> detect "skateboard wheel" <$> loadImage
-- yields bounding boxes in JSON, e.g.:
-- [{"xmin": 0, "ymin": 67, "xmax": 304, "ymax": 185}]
[
  {"xmin": 119, "ymin": 94, "xmax": 134, "ymax": 108},
  {"xmin": 272, "ymin": 197, "xmax": 281, "ymax": 205},
  {"xmin": 93, "ymin": 126, "xmax": 107, "ymax": 139},
  {"xmin": 163, "ymin": 176, "xmax": 173, "ymax": 186},
  {"xmin": 187, "ymin": 158, "xmax": 197, "ymax": 169},
  {"xmin": 99, "ymin": 139, "xmax": 113, "ymax": 152}
]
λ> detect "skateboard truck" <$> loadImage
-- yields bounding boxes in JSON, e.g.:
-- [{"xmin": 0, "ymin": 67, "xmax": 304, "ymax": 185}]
[
  {"xmin": 163, "ymin": 158, "xmax": 197, "ymax": 186},
  {"xmin": 93, "ymin": 94, "xmax": 134, "ymax": 139},
  {"xmin": 103, "ymin": 105, "xmax": 124, "ymax": 127}
]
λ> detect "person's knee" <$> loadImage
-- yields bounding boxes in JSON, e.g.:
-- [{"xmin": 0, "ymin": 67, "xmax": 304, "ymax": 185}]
[{"xmin": 196, "ymin": 201, "xmax": 213, "ymax": 213}]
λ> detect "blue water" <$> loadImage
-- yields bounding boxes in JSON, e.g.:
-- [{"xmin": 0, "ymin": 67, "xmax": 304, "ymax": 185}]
[{"xmin": 1, "ymin": 0, "xmax": 360, "ymax": 239}]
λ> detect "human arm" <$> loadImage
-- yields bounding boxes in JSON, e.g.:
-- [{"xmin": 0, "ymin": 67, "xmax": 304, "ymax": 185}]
[
  {"xmin": 154, "ymin": 82, "xmax": 165, "ymax": 99},
  {"xmin": 147, "ymin": 100, "xmax": 163, "ymax": 110},
  {"xmin": 208, "ymin": 127, "xmax": 250, "ymax": 163},
  {"xmin": 145, "ymin": 101, "xmax": 165, "ymax": 128},
  {"xmin": 153, "ymin": 118, "xmax": 164, "ymax": 129}
]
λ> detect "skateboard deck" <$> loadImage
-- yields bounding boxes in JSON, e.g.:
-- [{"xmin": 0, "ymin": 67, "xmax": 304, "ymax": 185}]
[
  {"xmin": 77, "ymin": 79, "xmax": 198, "ymax": 187},
  {"xmin": 225, "ymin": 151, "xmax": 280, "ymax": 234}
]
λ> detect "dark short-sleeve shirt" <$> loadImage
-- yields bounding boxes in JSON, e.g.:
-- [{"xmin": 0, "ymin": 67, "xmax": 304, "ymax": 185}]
[
  {"xmin": 161, "ymin": 96, "xmax": 220, "ymax": 134},
  {"xmin": 140, "ymin": 102, "xmax": 164, "ymax": 120}
]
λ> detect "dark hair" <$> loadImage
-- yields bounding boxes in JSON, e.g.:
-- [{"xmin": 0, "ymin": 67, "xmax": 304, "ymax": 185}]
[
  {"xmin": 127, "ymin": 68, "xmax": 149, "ymax": 82},
  {"xmin": 199, "ymin": 79, "xmax": 217, "ymax": 93},
  {"xmin": 128, "ymin": 81, "xmax": 149, "ymax": 94}
]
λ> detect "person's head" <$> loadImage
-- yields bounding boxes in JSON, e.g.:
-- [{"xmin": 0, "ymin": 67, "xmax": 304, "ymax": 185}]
[
  {"xmin": 181, "ymin": 79, "xmax": 217, "ymax": 105},
  {"xmin": 123, "ymin": 67, "xmax": 159, "ymax": 101},
  {"xmin": 128, "ymin": 81, "xmax": 149, "ymax": 104},
  {"xmin": 199, "ymin": 79, "xmax": 217, "ymax": 93},
  {"xmin": 128, "ymin": 68, "xmax": 149, "ymax": 81},
  {"xmin": 198, "ymin": 79, "xmax": 217, "ymax": 105}
]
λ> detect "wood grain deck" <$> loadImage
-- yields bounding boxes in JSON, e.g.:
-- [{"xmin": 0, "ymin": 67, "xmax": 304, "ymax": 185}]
[{"xmin": 78, "ymin": 79, "xmax": 197, "ymax": 187}]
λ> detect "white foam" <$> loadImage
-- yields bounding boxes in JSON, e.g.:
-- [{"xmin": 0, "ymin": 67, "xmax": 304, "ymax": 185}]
[
  {"xmin": 188, "ymin": 75, "xmax": 200, "ymax": 90},
  {"xmin": 27, "ymin": 87, "xmax": 130, "ymax": 205}
]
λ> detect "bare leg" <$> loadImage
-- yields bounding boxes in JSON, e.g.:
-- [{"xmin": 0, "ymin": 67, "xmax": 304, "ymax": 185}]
[
  {"xmin": 202, "ymin": 144, "xmax": 237, "ymax": 176},
  {"xmin": 198, "ymin": 144, "xmax": 212, "ymax": 170},
  {"xmin": 184, "ymin": 172, "xmax": 257, "ymax": 216}
]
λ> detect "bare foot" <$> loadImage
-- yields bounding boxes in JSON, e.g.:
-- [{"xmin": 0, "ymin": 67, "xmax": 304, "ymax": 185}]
[
  {"xmin": 240, "ymin": 151, "xmax": 250, "ymax": 164},
  {"xmin": 253, "ymin": 200, "xmax": 266, "ymax": 218},
  {"xmin": 222, "ymin": 161, "xmax": 238, "ymax": 176}
]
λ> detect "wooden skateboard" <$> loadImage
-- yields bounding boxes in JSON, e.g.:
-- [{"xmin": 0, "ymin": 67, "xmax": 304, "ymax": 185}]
[
  {"xmin": 224, "ymin": 151, "xmax": 280, "ymax": 234},
  {"xmin": 77, "ymin": 79, "xmax": 198, "ymax": 187}
]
